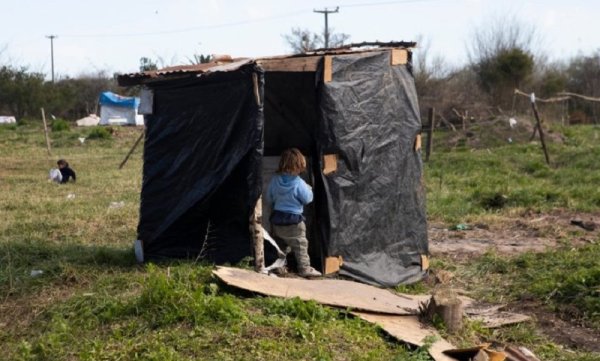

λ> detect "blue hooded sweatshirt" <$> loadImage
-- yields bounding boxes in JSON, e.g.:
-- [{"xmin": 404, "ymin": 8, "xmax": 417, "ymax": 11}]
[{"xmin": 267, "ymin": 174, "xmax": 313, "ymax": 218}]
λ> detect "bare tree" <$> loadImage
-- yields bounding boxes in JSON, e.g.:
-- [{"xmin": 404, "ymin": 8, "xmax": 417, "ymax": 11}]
[
  {"xmin": 283, "ymin": 27, "xmax": 350, "ymax": 54},
  {"xmin": 467, "ymin": 14, "xmax": 541, "ymax": 107},
  {"xmin": 283, "ymin": 28, "xmax": 322, "ymax": 54}
]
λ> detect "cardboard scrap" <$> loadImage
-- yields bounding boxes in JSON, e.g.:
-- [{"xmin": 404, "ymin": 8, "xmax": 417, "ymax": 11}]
[
  {"xmin": 213, "ymin": 266, "xmax": 421, "ymax": 315},
  {"xmin": 465, "ymin": 304, "xmax": 531, "ymax": 328},
  {"xmin": 353, "ymin": 312, "xmax": 456, "ymax": 361},
  {"xmin": 444, "ymin": 345, "xmax": 506, "ymax": 361},
  {"xmin": 504, "ymin": 346, "xmax": 541, "ymax": 361},
  {"xmin": 471, "ymin": 312, "xmax": 531, "ymax": 328}
]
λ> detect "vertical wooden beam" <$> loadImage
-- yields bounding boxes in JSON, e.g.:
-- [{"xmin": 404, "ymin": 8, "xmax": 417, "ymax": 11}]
[
  {"xmin": 250, "ymin": 196, "xmax": 265, "ymax": 272},
  {"xmin": 425, "ymin": 107, "xmax": 435, "ymax": 162},
  {"xmin": 252, "ymin": 73, "xmax": 262, "ymax": 106},
  {"xmin": 40, "ymin": 108, "xmax": 52, "ymax": 156},
  {"xmin": 323, "ymin": 56, "xmax": 333, "ymax": 83}
]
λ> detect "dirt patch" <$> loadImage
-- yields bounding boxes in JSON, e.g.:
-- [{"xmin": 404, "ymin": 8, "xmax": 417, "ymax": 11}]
[
  {"xmin": 430, "ymin": 210, "xmax": 600, "ymax": 352},
  {"xmin": 514, "ymin": 302, "xmax": 600, "ymax": 353},
  {"xmin": 429, "ymin": 209, "xmax": 599, "ymax": 257},
  {"xmin": 0, "ymin": 286, "xmax": 79, "ymax": 337}
]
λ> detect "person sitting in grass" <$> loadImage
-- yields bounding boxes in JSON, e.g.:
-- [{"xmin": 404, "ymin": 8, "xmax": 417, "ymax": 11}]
[
  {"xmin": 267, "ymin": 148, "xmax": 321, "ymax": 278},
  {"xmin": 56, "ymin": 159, "xmax": 76, "ymax": 183}
]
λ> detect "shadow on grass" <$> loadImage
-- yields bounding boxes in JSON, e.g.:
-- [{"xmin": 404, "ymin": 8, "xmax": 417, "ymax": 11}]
[{"xmin": 0, "ymin": 241, "xmax": 138, "ymax": 296}]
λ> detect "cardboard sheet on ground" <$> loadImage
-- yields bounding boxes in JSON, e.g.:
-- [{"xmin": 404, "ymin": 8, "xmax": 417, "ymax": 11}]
[
  {"xmin": 470, "ymin": 312, "xmax": 531, "ymax": 328},
  {"xmin": 465, "ymin": 304, "xmax": 531, "ymax": 328},
  {"xmin": 213, "ymin": 267, "xmax": 420, "ymax": 314},
  {"xmin": 352, "ymin": 312, "xmax": 456, "ymax": 361}
]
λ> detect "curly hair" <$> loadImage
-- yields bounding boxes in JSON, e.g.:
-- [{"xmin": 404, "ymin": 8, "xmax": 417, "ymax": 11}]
[{"xmin": 277, "ymin": 148, "xmax": 306, "ymax": 175}]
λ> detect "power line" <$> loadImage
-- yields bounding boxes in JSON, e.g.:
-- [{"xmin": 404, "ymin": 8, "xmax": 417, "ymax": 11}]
[
  {"xmin": 58, "ymin": 0, "xmax": 444, "ymax": 39},
  {"xmin": 60, "ymin": 9, "xmax": 308, "ymax": 39},
  {"xmin": 339, "ymin": 0, "xmax": 443, "ymax": 8}
]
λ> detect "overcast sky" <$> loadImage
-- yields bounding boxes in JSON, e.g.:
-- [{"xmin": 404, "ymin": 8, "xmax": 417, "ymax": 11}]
[{"xmin": 1, "ymin": 0, "xmax": 597, "ymax": 78}]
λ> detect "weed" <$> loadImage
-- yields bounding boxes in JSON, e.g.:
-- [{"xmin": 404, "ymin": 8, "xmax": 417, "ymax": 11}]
[
  {"xmin": 51, "ymin": 119, "xmax": 70, "ymax": 132},
  {"xmin": 87, "ymin": 126, "xmax": 112, "ymax": 140}
]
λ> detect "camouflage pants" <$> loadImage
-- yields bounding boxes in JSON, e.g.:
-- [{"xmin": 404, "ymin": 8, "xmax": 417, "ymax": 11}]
[{"xmin": 272, "ymin": 222, "xmax": 310, "ymax": 271}]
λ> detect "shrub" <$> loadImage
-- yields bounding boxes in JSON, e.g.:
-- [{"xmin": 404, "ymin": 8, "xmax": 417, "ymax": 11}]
[
  {"xmin": 51, "ymin": 119, "xmax": 70, "ymax": 132},
  {"xmin": 87, "ymin": 126, "xmax": 112, "ymax": 140}
]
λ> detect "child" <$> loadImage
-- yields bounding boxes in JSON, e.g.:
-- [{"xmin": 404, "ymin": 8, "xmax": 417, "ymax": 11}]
[
  {"xmin": 57, "ymin": 159, "xmax": 76, "ymax": 183},
  {"xmin": 267, "ymin": 148, "xmax": 321, "ymax": 278}
]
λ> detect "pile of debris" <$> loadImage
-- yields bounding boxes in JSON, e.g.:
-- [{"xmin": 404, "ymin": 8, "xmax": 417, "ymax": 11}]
[{"xmin": 214, "ymin": 267, "xmax": 539, "ymax": 361}]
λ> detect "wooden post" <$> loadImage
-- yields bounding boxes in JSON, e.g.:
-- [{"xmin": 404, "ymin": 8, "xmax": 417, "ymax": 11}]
[
  {"xmin": 530, "ymin": 94, "xmax": 550, "ymax": 165},
  {"xmin": 426, "ymin": 287, "xmax": 463, "ymax": 334},
  {"xmin": 40, "ymin": 108, "xmax": 52, "ymax": 156},
  {"xmin": 425, "ymin": 107, "xmax": 435, "ymax": 162},
  {"xmin": 119, "ymin": 129, "xmax": 145, "ymax": 169},
  {"xmin": 249, "ymin": 196, "xmax": 265, "ymax": 272}
]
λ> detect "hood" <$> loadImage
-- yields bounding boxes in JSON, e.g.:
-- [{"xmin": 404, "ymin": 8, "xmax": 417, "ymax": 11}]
[{"xmin": 274, "ymin": 174, "xmax": 299, "ymax": 190}]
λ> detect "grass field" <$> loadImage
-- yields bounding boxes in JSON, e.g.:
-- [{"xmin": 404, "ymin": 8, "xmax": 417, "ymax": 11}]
[{"xmin": 1, "ymin": 122, "xmax": 599, "ymax": 360}]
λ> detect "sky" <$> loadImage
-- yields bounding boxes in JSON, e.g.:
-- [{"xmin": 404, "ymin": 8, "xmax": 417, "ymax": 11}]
[{"xmin": 0, "ymin": 0, "xmax": 598, "ymax": 79}]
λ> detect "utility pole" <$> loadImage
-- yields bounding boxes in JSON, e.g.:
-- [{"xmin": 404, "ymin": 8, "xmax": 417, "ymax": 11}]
[
  {"xmin": 46, "ymin": 35, "xmax": 57, "ymax": 83},
  {"xmin": 313, "ymin": 7, "xmax": 339, "ymax": 49}
]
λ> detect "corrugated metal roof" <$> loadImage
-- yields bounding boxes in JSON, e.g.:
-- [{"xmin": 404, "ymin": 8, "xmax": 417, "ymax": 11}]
[
  {"xmin": 117, "ymin": 42, "xmax": 415, "ymax": 86},
  {"xmin": 118, "ymin": 58, "xmax": 253, "ymax": 85}
]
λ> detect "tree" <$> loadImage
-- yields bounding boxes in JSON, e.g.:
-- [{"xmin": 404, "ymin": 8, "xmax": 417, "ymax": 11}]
[
  {"xmin": 467, "ymin": 15, "xmax": 539, "ymax": 106},
  {"xmin": 566, "ymin": 50, "xmax": 600, "ymax": 96},
  {"xmin": 139, "ymin": 57, "xmax": 158, "ymax": 72},
  {"xmin": 0, "ymin": 65, "xmax": 45, "ymax": 119},
  {"xmin": 283, "ymin": 27, "xmax": 350, "ymax": 54},
  {"xmin": 187, "ymin": 54, "xmax": 213, "ymax": 65}
]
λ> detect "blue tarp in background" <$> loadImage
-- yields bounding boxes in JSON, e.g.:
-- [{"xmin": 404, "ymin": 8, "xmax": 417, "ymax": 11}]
[{"xmin": 99, "ymin": 91, "xmax": 140, "ymax": 108}]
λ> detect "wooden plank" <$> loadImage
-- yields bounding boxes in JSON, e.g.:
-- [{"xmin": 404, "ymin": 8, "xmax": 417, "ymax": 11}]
[
  {"xmin": 323, "ymin": 153, "xmax": 337, "ymax": 175},
  {"xmin": 390, "ymin": 49, "xmax": 409, "ymax": 65},
  {"xmin": 420, "ymin": 254, "xmax": 429, "ymax": 270},
  {"xmin": 323, "ymin": 55, "xmax": 333, "ymax": 82},
  {"xmin": 353, "ymin": 312, "xmax": 457, "ymax": 361},
  {"xmin": 257, "ymin": 56, "xmax": 322, "ymax": 72},
  {"xmin": 213, "ymin": 266, "xmax": 420, "ymax": 315},
  {"xmin": 324, "ymin": 256, "xmax": 343, "ymax": 274},
  {"xmin": 414, "ymin": 134, "xmax": 422, "ymax": 152}
]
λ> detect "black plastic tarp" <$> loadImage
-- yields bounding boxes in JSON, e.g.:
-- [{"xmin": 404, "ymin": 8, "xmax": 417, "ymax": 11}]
[
  {"xmin": 319, "ymin": 51, "xmax": 427, "ymax": 286},
  {"xmin": 138, "ymin": 65, "xmax": 264, "ymax": 261},
  {"xmin": 134, "ymin": 52, "xmax": 427, "ymax": 287}
]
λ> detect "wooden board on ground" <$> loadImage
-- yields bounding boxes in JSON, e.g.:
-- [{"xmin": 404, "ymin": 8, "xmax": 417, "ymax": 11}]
[
  {"xmin": 352, "ymin": 312, "xmax": 456, "ymax": 361},
  {"xmin": 213, "ymin": 266, "xmax": 420, "ymax": 315}
]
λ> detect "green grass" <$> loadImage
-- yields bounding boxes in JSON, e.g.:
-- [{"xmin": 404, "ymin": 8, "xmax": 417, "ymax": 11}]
[
  {"xmin": 425, "ymin": 125, "xmax": 600, "ymax": 223},
  {"xmin": 461, "ymin": 244, "xmax": 600, "ymax": 327},
  {"xmin": 2, "ymin": 122, "xmax": 600, "ymax": 360},
  {"xmin": 0, "ymin": 124, "xmax": 435, "ymax": 360}
]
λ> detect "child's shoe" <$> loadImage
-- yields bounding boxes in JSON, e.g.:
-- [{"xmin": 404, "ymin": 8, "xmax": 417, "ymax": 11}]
[{"xmin": 299, "ymin": 267, "xmax": 322, "ymax": 278}]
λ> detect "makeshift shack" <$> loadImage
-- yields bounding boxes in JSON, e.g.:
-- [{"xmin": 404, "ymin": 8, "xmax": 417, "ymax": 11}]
[
  {"xmin": 99, "ymin": 91, "xmax": 144, "ymax": 126},
  {"xmin": 117, "ymin": 42, "xmax": 428, "ymax": 286}
]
